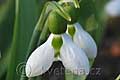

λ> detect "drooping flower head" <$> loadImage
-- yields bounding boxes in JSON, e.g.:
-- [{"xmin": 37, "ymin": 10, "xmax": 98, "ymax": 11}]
[
  {"xmin": 67, "ymin": 23, "xmax": 97, "ymax": 59},
  {"xmin": 26, "ymin": 33, "xmax": 90, "ymax": 77}
]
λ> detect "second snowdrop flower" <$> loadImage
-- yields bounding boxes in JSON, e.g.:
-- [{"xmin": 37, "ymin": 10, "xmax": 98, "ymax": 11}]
[
  {"xmin": 67, "ymin": 23, "xmax": 97, "ymax": 59},
  {"xmin": 60, "ymin": 34, "xmax": 90, "ymax": 75}
]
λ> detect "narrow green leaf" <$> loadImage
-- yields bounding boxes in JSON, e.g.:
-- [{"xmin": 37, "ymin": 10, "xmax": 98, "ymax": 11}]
[
  {"xmin": 0, "ymin": 0, "xmax": 15, "ymax": 57},
  {"xmin": 6, "ymin": 0, "xmax": 39, "ymax": 80}
]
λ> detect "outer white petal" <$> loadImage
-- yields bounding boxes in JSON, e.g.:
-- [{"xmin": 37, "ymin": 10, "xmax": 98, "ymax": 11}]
[
  {"xmin": 105, "ymin": 0, "xmax": 120, "ymax": 16},
  {"xmin": 73, "ymin": 23, "xmax": 97, "ymax": 59},
  {"xmin": 60, "ymin": 34, "xmax": 90, "ymax": 75},
  {"xmin": 26, "ymin": 34, "xmax": 54, "ymax": 77}
]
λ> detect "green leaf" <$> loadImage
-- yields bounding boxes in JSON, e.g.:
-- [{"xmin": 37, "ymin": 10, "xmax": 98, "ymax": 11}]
[
  {"xmin": 0, "ymin": 0, "xmax": 15, "ymax": 56},
  {"xmin": 6, "ymin": 0, "xmax": 40, "ymax": 80}
]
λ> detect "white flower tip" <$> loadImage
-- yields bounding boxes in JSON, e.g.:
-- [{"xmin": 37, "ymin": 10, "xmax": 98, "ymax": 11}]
[
  {"xmin": 25, "ymin": 38, "xmax": 54, "ymax": 77},
  {"xmin": 26, "ymin": 64, "xmax": 32, "ymax": 77},
  {"xmin": 60, "ymin": 34, "xmax": 90, "ymax": 76},
  {"xmin": 105, "ymin": 0, "xmax": 120, "ymax": 17}
]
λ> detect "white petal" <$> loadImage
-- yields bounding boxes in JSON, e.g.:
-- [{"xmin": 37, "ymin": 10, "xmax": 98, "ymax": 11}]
[
  {"xmin": 73, "ymin": 23, "xmax": 97, "ymax": 59},
  {"xmin": 105, "ymin": 0, "xmax": 120, "ymax": 16},
  {"xmin": 60, "ymin": 34, "xmax": 90, "ymax": 75},
  {"xmin": 26, "ymin": 35, "xmax": 54, "ymax": 77}
]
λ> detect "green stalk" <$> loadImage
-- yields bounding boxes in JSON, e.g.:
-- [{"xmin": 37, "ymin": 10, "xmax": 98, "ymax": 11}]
[{"xmin": 37, "ymin": 19, "xmax": 50, "ymax": 46}]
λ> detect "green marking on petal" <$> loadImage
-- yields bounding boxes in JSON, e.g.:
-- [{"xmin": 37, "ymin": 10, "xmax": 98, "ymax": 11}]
[
  {"xmin": 68, "ymin": 25, "xmax": 76, "ymax": 39},
  {"xmin": 52, "ymin": 36, "xmax": 63, "ymax": 57}
]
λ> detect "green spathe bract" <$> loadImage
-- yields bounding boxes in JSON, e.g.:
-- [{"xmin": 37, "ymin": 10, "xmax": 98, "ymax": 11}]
[
  {"xmin": 67, "ymin": 25, "xmax": 76, "ymax": 38},
  {"xmin": 64, "ymin": 4, "xmax": 79, "ymax": 24}
]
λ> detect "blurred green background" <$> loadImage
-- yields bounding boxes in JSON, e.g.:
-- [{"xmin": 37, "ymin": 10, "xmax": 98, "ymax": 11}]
[{"xmin": 0, "ymin": 0, "xmax": 120, "ymax": 80}]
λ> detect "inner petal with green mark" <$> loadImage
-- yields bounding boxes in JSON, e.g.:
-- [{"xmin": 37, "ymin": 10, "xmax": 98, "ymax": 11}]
[{"xmin": 52, "ymin": 35, "xmax": 63, "ymax": 57}]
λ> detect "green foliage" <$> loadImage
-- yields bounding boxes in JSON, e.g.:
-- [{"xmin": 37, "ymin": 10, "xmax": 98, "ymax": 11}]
[{"xmin": 6, "ymin": 0, "xmax": 40, "ymax": 80}]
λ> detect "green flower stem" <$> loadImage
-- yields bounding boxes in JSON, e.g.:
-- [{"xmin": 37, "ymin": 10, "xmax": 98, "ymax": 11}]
[
  {"xmin": 50, "ymin": 1, "xmax": 71, "ymax": 21},
  {"xmin": 37, "ymin": 20, "xmax": 50, "ymax": 46}
]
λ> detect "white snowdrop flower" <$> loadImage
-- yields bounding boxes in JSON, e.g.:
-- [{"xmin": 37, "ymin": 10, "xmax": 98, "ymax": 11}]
[
  {"xmin": 105, "ymin": 0, "xmax": 120, "ymax": 16},
  {"xmin": 26, "ymin": 35, "xmax": 54, "ymax": 77},
  {"xmin": 26, "ymin": 33, "xmax": 90, "ymax": 77},
  {"xmin": 67, "ymin": 23, "xmax": 97, "ymax": 59},
  {"xmin": 60, "ymin": 34, "xmax": 90, "ymax": 75}
]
